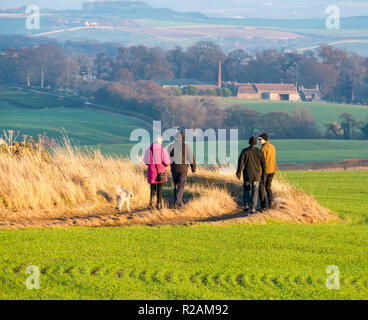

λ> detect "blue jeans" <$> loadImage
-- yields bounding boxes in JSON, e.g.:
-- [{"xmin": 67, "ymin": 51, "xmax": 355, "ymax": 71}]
[{"xmin": 243, "ymin": 181, "xmax": 260, "ymax": 209}]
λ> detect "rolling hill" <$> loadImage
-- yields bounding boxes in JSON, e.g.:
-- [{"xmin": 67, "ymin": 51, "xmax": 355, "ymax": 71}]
[
  {"xmin": 1, "ymin": 1, "xmax": 368, "ymax": 54},
  {"xmin": 1, "ymin": 88, "xmax": 368, "ymax": 164}
]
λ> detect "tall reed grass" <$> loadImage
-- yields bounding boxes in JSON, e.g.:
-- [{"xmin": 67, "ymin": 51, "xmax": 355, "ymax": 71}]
[{"xmin": 0, "ymin": 139, "xmax": 338, "ymax": 226}]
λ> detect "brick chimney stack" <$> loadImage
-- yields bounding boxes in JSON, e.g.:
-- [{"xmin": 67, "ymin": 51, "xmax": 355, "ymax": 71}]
[{"xmin": 218, "ymin": 61, "xmax": 222, "ymax": 88}]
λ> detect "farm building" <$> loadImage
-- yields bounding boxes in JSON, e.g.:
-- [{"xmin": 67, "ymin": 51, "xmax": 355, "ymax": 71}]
[
  {"xmin": 234, "ymin": 83, "xmax": 300, "ymax": 101},
  {"xmin": 299, "ymin": 85, "xmax": 322, "ymax": 102},
  {"xmin": 155, "ymin": 77, "xmax": 307, "ymax": 102},
  {"xmin": 254, "ymin": 83, "xmax": 300, "ymax": 101},
  {"xmin": 236, "ymin": 83, "xmax": 260, "ymax": 99}
]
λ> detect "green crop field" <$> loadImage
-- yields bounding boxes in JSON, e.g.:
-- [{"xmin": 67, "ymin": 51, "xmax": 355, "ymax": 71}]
[
  {"xmin": 0, "ymin": 99, "xmax": 146, "ymax": 146},
  {"xmin": 0, "ymin": 89, "xmax": 368, "ymax": 300},
  {"xmin": 0, "ymin": 88, "xmax": 84, "ymax": 109},
  {"xmin": 260, "ymin": 140, "xmax": 368, "ymax": 163},
  {"xmin": 283, "ymin": 171, "xmax": 368, "ymax": 223},
  {"xmin": 100, "ymin": 139, "xmax": 368, "ymax": 164},
  {"xmin": 2, "ymin": 90, "xmax": 368, "ymax": 164},
  {"xmin": 0, "ymin": 171, "xmax": 367, "ymax": 299},
  {"xmin": 183, "ymin": 96, "xmax": 368, "ymax": 131}
]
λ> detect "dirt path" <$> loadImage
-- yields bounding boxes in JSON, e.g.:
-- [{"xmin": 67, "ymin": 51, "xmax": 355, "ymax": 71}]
[
  {"xmin": 0, "ymin": 169, "xmax": 340, "ymax": 229},
  {"xmin": 0, "ymin": 199, "xmax": 340, "ymax": 229},
  {"xmin": 0, "ymin": 208, "xmax": 244, "ymax": 228}
]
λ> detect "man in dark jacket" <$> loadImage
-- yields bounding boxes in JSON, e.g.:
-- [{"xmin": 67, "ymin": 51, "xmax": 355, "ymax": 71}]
[
  {"xmin": 236, "ymin": 136, "xmax": 266, "ymax": 213},
  {"xmin": 167, "ymin": 131, "xmax": 196, "ymax": 208}
]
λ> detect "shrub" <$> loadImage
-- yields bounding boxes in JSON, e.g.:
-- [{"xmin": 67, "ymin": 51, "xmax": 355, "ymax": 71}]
[
  {"xmin": 205, "ymin": 89, "xmax": 216, "ymax": 96},
  {"xmin": 288, "ymin": 107, "xmax": 321, "ymax": 139},
  {"xmin": 225, "ymin": 106, "xmax": 262, "ymax": 139},
  {"xmin": 260, "ymin": 111, "xmax": 293, "ymax": 138},
  {"xmin": 182, "ymin": 86, "xmax": 199, "ymax": 96},
  {"xmin": 169, "ymin": 86, "xmax": 182, "ymax": 96},
  {"xmin": 215, "ymin": 88, "xmax": 223, "ymax": 96},
  {"xmin": 222, "ymin": 87, "xmax": 231, "ymax": 97}
]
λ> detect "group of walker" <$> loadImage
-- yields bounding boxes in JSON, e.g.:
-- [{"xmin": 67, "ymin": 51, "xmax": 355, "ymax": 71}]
[{"xmin": 143, "ymin": 131, "xmax": 276, "ymax": 213}]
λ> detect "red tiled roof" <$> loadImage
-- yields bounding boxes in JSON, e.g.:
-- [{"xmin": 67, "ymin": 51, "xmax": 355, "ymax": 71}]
[
  {"xmin": 254, "ymin": 83, "xmax": 297, "ymax": 93},
  {"xmin": 238, "ymin": 84, "xmax": 258, "ymax": 94}
]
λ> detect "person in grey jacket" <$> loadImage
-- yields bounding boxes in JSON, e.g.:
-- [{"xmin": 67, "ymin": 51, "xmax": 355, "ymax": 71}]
[{"xmin": 167, "ymin": 131, "xmax": 196, "ymax": 208}]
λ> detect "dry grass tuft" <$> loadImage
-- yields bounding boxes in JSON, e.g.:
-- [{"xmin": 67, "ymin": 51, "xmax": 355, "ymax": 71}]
[
  {"xmin": 0, "ymin": 143, "xmax": 339, "ymax": 228},
  {"xmin": 0, "ymin": 142, "xmax": 149, "ymax": 219}
]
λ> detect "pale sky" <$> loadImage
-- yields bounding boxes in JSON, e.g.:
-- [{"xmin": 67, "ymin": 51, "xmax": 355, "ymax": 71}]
[{"xmin": 1, "ymin": 0, "xmax": 368, "ymax": 18}]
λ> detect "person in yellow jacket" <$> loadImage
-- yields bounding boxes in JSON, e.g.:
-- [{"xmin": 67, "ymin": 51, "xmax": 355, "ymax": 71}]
[{"xmin": 258, "ymin": 133, "xmax": 276, "ymax": 210}]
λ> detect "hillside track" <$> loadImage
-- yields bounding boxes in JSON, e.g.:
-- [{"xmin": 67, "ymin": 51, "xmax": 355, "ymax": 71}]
[{"xmin": 0, "ymin": 197, "xmax": 339, "ymax": 229}]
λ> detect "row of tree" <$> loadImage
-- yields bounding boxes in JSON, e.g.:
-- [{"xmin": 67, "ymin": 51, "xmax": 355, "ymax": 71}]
[
  {"xmin": 90, "ymin": 42, "xmax": 368, "ymax": 102},
  {"xmin": 88, "ymin": 80, "xmax": 319, "ymax": 139},
  {"xmin": 87, "ymin": 79, "xmax": 368, "ymax": 140},
  {"xmin": 1, "ymin": 39, "xmax": 368, "ymax": 103},
  {"xmin": 325, "ymin": 113, "xmax": 368, "ymax": 140},
  {"xmin": 0, "ymin": 44, "xmax": 79, "ymax": 89}
]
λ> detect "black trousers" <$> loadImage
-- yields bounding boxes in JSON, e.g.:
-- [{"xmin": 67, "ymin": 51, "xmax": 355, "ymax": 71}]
[
  {"xmin": 172, "ymin": 172, "xmax": 187, "ymax": 207},
  {"xmin": 150, "ymin": 183, "xmax": 163, "ymax": 206},
  {"xmin": 259, "ymin": 173, "xmax": 275, "ymax": 208}
]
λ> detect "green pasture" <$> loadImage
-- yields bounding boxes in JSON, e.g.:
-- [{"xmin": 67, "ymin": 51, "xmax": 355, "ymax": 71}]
[
  {"xmin": 0, "ymin": 171, "xmax": 367, "ymax": 299},
  {"xmin": 0, "ymin": 98, "xmax": 145, "ymax": 145},
  {"xmin": 1, "ymin": 89, "xmax": 368, "ymax": 163},
  {"xmin": 283, "ymin": 171, "xmax": 368, "ymax": 223},
  {"xmin": 0, "ymin": 88, "xmax": 368, "ymax": 299},
  {"xmin": 183, "ymin": 96, "xmax": 368, "ymax": 131},
  {"xmin": 100, "ymin": 139, "xmax": 368, "ymax": 164},
  {"xmin": 0, "ymin": 89, "xmax": 83, "ymax": 109}
]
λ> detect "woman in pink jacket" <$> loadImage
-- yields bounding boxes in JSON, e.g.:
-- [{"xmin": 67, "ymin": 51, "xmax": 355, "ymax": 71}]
[{"xmin": 143, "ymin": 136, "xmax": 170, "ymax": 210}]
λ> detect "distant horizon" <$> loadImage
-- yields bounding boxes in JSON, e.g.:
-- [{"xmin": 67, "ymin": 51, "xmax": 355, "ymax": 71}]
[{"xmin": 1, "ymin": 0, "xmax": 368, "ymax": 19}]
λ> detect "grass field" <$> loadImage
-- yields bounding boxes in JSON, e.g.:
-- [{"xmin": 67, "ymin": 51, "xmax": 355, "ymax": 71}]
[
  {"xmin": 184, "ymin": 97, "xmax": 368, "ymax": 131},
  {"xmin": 0, "ymin": 171, "xmax": 367, "ymax": 299},
  {"xmin": 0, "ymin": 89, "xmax": 83, "ymax": 109},
  {"xmin": 101, "ymin": 139, "xmax": 368, "ymax": 164},
  {"xmin": 283, "ymin": 171, "xmax": 368, "ymax": 223},
  {"xmin": 2, "ymin": 92, "xmax": 368, "ymax": 164},
  {"xmin": 0, "ymin": 89, "xmax": 368, "ymax": 299},
  {"xmin": 0, "ymin": 99, "xmax": 146, "ymax": 145}
]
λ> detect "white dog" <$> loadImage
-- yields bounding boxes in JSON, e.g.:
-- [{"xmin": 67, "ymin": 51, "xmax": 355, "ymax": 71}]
[{"xmin": 115, "ymin": 185, "xmax": 133, "ymax": 212}]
